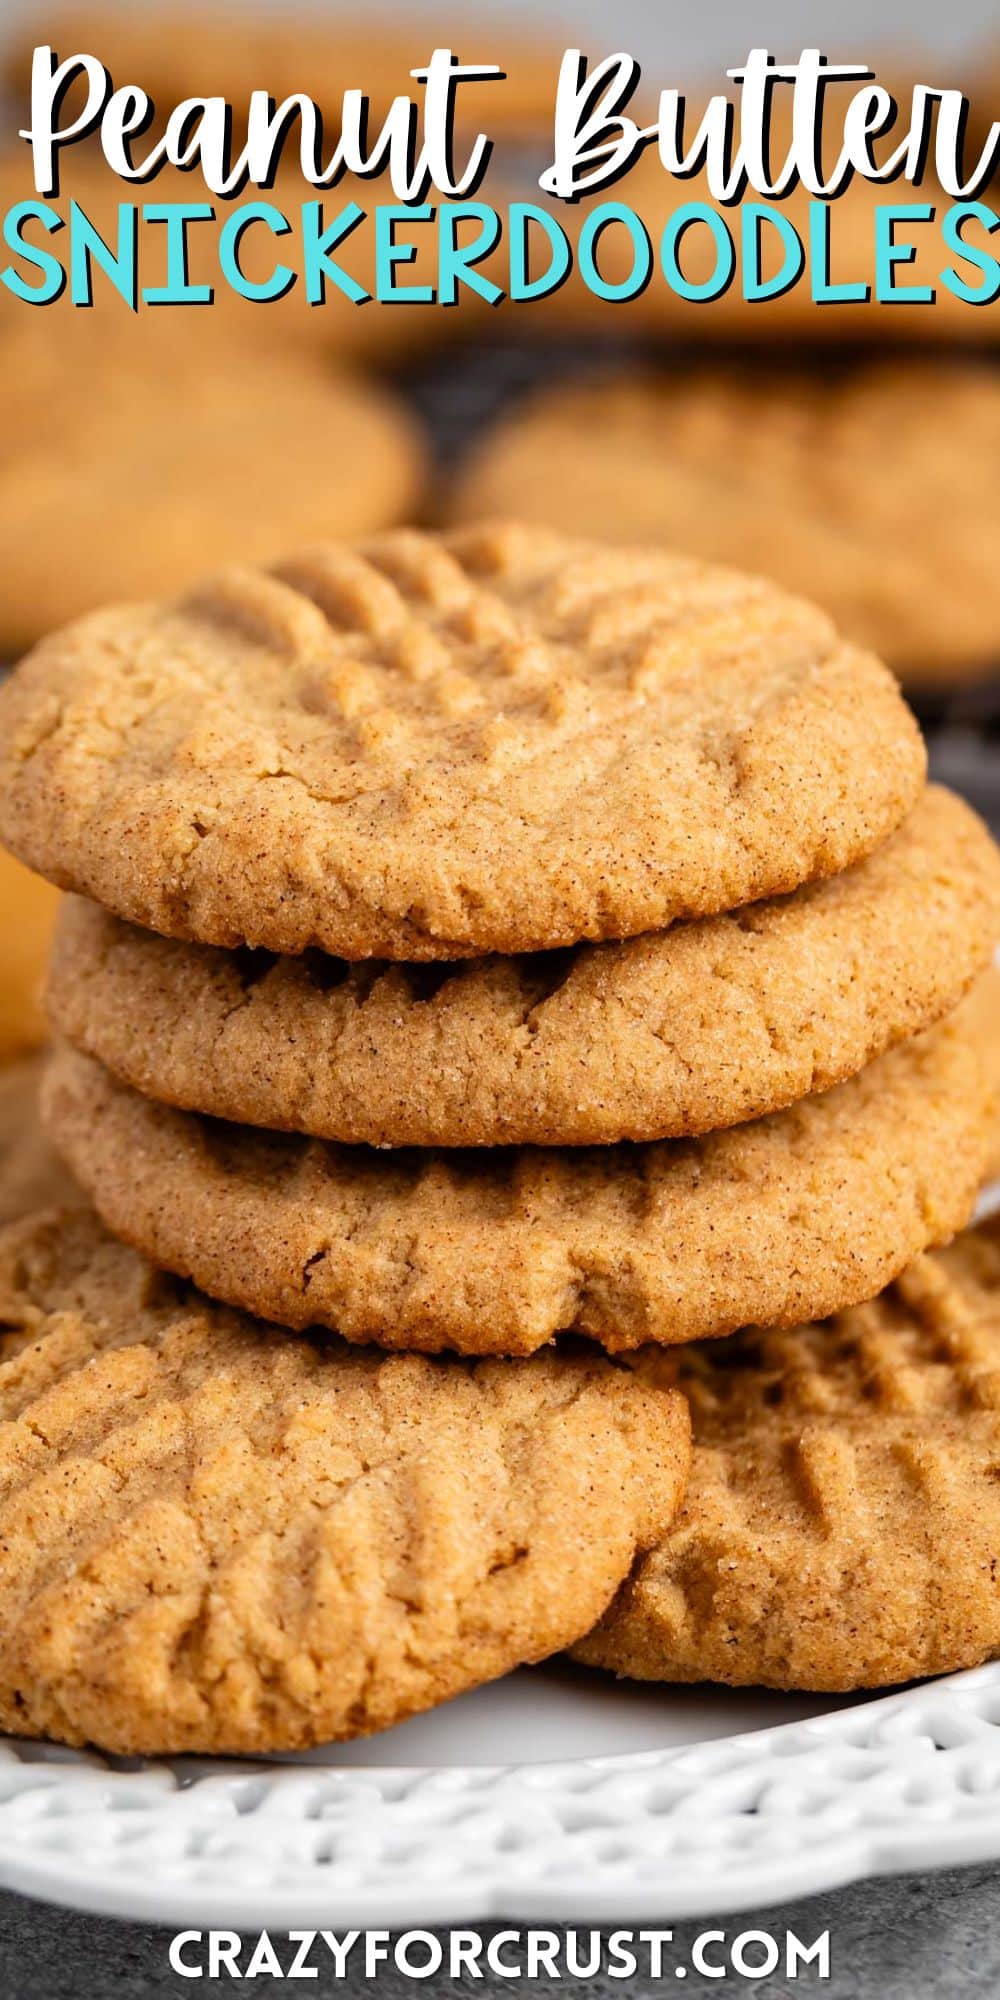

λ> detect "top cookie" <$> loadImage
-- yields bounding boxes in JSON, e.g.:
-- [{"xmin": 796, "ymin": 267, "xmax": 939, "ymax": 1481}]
[
  {"xmin": 0, "ymin": 524, "xmax": 925, "ymax": 959},
  {"xmin": 453, "ymin": 364, "xmax": 1000, "ymax": 688},
  {"xmin": 0, "ymin": 1208, "xmax": 688, "ymax": 1755}
]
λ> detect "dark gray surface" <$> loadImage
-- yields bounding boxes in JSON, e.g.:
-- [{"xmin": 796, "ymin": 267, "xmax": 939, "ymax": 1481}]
[{"xmin": 0, "ymin": 1866, "xmax": 998, "ymax": 1998}]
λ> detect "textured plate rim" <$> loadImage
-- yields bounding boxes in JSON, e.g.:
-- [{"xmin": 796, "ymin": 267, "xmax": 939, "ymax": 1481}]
[{"xmin": 1, "ymin": 1665, "xmax": 1000, "ymax": 1927}]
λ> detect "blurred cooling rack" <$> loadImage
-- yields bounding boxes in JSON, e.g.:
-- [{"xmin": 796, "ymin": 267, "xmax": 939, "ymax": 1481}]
[{"xmin": 400, "ymin": 328, "xmax": 649, "ymax": 468}]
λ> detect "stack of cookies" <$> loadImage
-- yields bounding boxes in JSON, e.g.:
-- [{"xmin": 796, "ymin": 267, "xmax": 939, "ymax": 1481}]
[{"xmin": 1, "ymin": 519, "xmax": 1000, "ymax": 1754}]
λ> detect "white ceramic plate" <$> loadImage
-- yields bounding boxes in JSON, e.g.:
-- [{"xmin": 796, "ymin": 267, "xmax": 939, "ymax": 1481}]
[{"xmin": 3, "ymin": 1656, "xmax": 1000, "ymax": 1928}]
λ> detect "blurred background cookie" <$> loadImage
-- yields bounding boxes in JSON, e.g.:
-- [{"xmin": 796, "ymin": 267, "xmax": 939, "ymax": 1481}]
[
  {"xmin": 0, "ymin": 839, "xmax": 77, "ymax": 1224},
  {"xmin": 0, "ymin": 312, "xmax": 427, "ymax": 655},
  {"xmin": 0, "ymin": 1056, "xmax": 82, "ymax": 1224},
  {"xmin": 451, "ymin": 360, "xmax": 1000, "ymax": 692},
  {"xmin": 0, "ymin": 848, "xmax": 59, "ymax": 1065}
]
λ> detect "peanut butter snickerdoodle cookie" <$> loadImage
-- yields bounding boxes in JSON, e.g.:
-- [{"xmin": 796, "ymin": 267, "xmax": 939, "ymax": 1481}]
[
  {"xmin": 0, "ymin": 1209, "xmax": 688, "ymax": 1755},
  {"xmin": 43, "ymin": 999, "xmax": 992, "ymax": 1358},
  {"xmin": 0, "ymin": 1061, "xmax": 81, "ymax": 1227},
  {"xmin": 0, "ymin": 526, "xmax": 925, "ymax": 959},
  {"xmin": 0, "ymin": 316, "xmax": 426, "ymax": 657},
  {"xmin": 574, "ymin": 1215, "xmax": 1000, "ymax": 1691},
  {"xmin": 453, "ymin": 364, "xmax": 1000, "ymax": 691},
  {"xmin": 47, "ymin": 787, "xmax": 1000, "ymax": 1148},
  {"xmin": 0, "ymin": 848, "xmax": 60, "ymax": 1065}
]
